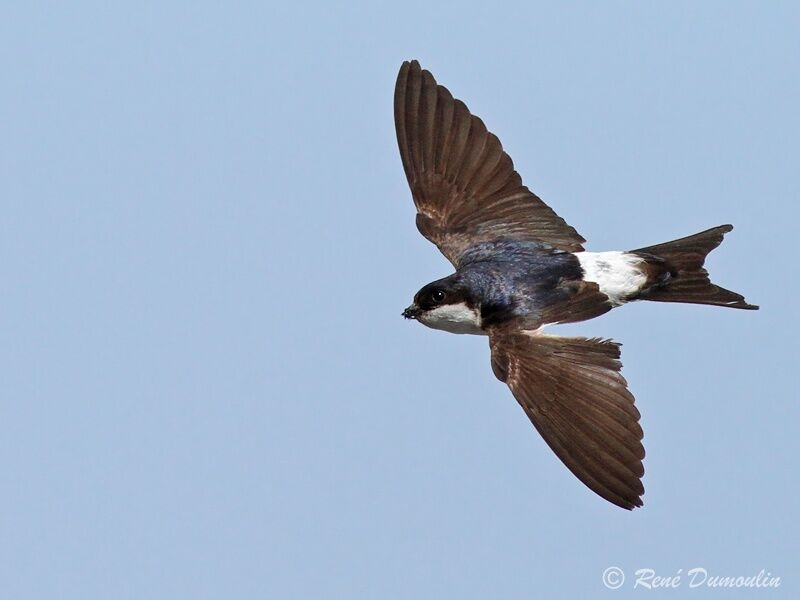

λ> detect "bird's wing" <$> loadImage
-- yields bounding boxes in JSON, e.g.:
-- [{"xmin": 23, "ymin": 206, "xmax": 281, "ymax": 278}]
[
  {"xmin": 489, "ymin": 331, "xmax": 645, "ymax": 509},
  {"xmin": 394, "ymin": 60, "xmax": 585, "ymax": 266}
]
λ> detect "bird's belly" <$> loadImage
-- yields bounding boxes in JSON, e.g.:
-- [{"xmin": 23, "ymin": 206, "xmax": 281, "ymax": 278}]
[{"xmin": 417, "ymin": 302, "xmax": 486, "ymax": 335}]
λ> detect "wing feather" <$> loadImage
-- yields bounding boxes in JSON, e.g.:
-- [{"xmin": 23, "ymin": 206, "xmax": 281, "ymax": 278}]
[
  {"xmin": 490, "ymin": 332, "xmax": 645, "ymax": 509},
  {"xmin": 395, "ymin": 60, "xmax": 586, "ymax": 265}
]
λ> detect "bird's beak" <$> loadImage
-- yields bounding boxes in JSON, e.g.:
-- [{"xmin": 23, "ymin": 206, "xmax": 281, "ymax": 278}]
[{"xmin": 402, "ymin": 304, "xmax": 420, "ymax": 320}]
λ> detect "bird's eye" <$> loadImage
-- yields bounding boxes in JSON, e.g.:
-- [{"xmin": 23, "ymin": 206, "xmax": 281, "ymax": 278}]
[{"xmin": 431, "ymin": 289, "xmax": 446, "ymax": 303}]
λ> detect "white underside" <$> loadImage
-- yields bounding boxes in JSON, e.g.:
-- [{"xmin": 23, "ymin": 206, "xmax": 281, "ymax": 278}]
[
  {"xmin": 418, "ymin": 302, "xmax": 484, "ymax": 335},
  {"xmin": 576, "ymin": 251, "xmax": 648, "ymax": 306}
]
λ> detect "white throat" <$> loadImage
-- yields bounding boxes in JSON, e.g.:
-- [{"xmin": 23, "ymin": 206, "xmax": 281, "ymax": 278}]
[{"xmin": 418, "ymin": 302, "xmax": 484, "ymax": 335}]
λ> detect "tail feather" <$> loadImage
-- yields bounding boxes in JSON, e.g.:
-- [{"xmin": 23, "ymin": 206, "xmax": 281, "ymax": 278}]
[{"xmin": 632, "ymin": 225, "xmax": 758, "ymax": 310}]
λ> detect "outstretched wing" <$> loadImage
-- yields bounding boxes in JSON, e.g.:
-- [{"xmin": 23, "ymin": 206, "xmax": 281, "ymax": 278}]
[
  {"xmin": 489, "ymin": 331, "xmax": 645, "ymax": 509},
  {"xmin": 394, "ymin": 60, "xmax": 585, "ymax": 266}
]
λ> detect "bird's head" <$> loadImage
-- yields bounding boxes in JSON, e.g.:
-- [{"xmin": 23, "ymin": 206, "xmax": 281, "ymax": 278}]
[{"xmin": 402, "ymin": 276, "xmax": 482, "ymax": 335}]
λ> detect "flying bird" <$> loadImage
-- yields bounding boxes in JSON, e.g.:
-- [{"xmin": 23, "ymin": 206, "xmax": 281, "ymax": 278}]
[{"xmin": 395, "ymin": 60, "xmax": 758, "ymax": 510}]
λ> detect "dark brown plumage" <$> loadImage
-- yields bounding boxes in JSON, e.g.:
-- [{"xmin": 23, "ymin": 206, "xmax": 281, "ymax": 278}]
[
  {"xmin": 394, "ymin": 60, "xmax": 586, "ymax": 266},
  {"xmin": 395, "ymin": 60, "xmax": 757, "ymax": 510},
  {"xmin": 633, "ymin": 226, "xmax": 759, "ymax": 309},
  {"xmin": 490, "ymin": 333, "xmax": 644, "ymax": 509}
]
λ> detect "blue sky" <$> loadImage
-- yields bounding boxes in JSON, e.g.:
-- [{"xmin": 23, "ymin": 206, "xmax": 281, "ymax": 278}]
[{"xmin": 1, "ymin": 2, "xmax": 798, "ymax": 598}]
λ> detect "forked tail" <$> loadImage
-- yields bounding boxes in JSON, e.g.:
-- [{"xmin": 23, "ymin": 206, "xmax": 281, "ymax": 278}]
[{"xmin": 632, "ymin": 225, "xmax": 758, "ymax": 310}]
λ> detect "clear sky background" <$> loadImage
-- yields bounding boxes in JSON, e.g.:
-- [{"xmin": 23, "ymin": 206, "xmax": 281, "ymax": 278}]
[{"xmin": 1, "ymin": 2, "xmax": 798, "ymax": 598}]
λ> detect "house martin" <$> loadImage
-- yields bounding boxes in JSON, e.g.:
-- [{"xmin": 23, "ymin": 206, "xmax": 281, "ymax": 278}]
[{"xmin": 395, "ymin": 60, "xmax": 757, "ymax": 510}]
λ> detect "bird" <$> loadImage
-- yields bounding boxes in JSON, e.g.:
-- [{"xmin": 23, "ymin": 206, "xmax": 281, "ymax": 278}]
[{"xmin": 395, "ymin": 60, "xmax": 758, "ymax": 510}]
